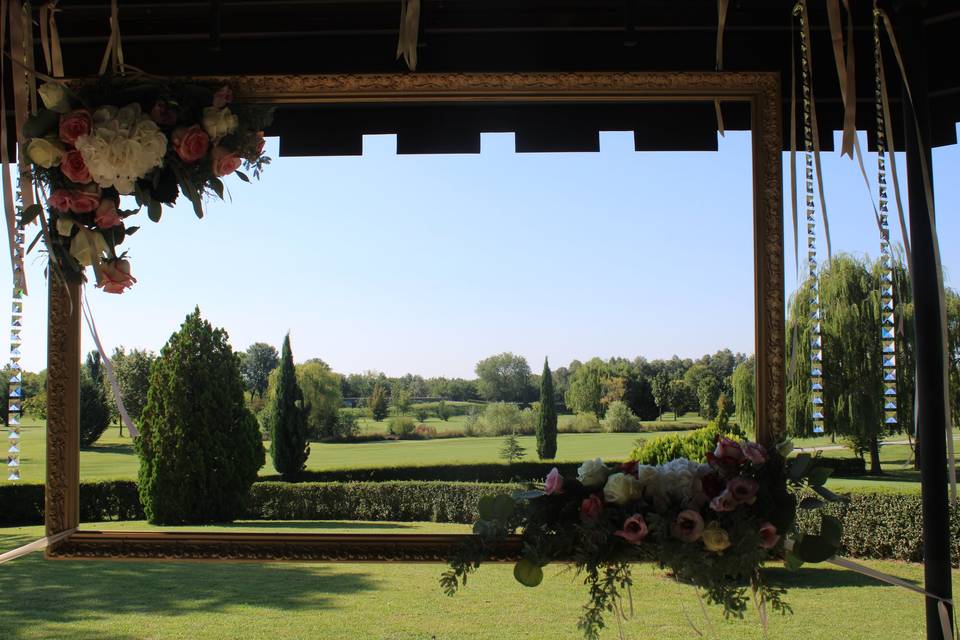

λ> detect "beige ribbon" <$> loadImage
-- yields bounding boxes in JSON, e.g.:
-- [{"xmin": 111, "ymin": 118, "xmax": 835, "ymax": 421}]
[
  {"xmin": 397, "ymin": 0, "xmax": 420, "ymax": 71},
  {"xmin": 98, "ymin": 0, "xmax": 125, "ymax": 76},
  {"xmin": 825, "ymin": 0, "xmax": 856, "ymax": 158},
  {"xmin": 0, "ymin": 0, "xmax": 23, "ymax": 295},
  {"xmin": 82, "ymin": 288, "xmax": 138, "ymax": 438},
  {"xmin": 799, "ymin": 0, "xmax": 833, "ymax": 262},
  {"xmin": 10, "ymin": 0, "xmax": 38, "ymax": 295},
  {"xmin": 39, "ymin": 1, "xmax": 64, "ymax": 78},
  {"xmin": 0, "ymin": 527, "xmax": 76, "ymax": 564},
  {"xmin": 713, "ymin": 0, "xmax": 730, "ymax": 137}
]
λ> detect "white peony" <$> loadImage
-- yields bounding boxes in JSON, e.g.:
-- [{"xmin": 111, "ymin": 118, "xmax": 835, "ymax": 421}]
[
  {"xmin": 202, "ymin": 106, "xmax": 238, "ymax": 140},
  {"xmin": 577, "ymin": 458, "xmax": 610, "ymax": 488},
  {"xmin": 603, "ymin": 472, "xmax": 642, "ymax": 505},
  {"xmin": 75, "ymin": 103, "xmax": 168, "ymax": 194},
  {"xmin": 657, "ymin": 458, "xmax": 711, "ymax": 507}
]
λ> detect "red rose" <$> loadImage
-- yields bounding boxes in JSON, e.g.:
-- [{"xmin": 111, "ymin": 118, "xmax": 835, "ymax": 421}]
[
  {"xmin": 60, "ymin": 150, "xmax": 91, "ymax": 184},
  {"xmin": 59, "ymin": 109, "xmax": 92, "ymax": 146},
  {"xmin": 580, "ymin": 494, "xmax": 604, "ymax": 521},
  {"xmin": 619, "ymin": 460, "xmax": 639, "ymax": 476},
  {"xmin": 94, "ymin": 199, "xmax": 121, "ymax": 229},
  {"xmin": 172, "ymin": 125, "xmax": 210, "ymax": 163},
  {"xmin": 211, "ymin": 145, "xmax": 241, "ymax": 177},
  {"xmin": 97, "ymin": 259, "xmax": 136, "ymax": 294}
]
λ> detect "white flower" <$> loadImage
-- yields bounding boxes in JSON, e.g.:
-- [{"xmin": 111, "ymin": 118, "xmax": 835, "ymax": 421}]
[
  {"xmin": 69, "ymin": 230, "xmax": 108, "ymax": 267},
  {"xmin": 577, "ymin": 458, "xmax": 610, "ymax": 488},
  {"xmin": 202, "ymin": 106, "xmax": 238, "ymax": 140},
  {"xmin": 603, "ymin": 472, "xmax": 642, "ymax": 505},
  {"xmin": 75, "ymin": 103, "xmax": 168, "ymax": 194},
  {"xmin": 38, "ymin": 82, "xmax": 69, "ymax": 113},
  {"xmin": 26, "ymin": 137, "xmax": 64, "ymax": 168},
  {"xmin": 657, "ymin": 458, "xmax": 710, "ymax": 507},
  {"xmin": 56, "ymin": 218, "xmax": 74, "ymax": 237}
]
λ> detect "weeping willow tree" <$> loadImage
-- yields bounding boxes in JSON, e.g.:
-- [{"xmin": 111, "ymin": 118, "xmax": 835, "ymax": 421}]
[
  {"xmin": 786, "ymin": 253, "xmax": 913, "ymax": 474},
  {"xmin": 730, "ymin": 356, "xmax": 755, "ymax": 435}
]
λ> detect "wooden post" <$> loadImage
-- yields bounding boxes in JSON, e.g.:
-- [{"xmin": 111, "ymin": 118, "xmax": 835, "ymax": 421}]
[
  {"xmin": 896, "ymin": 4, "xmax": 954, "ymax": 637},
  {"xmin": 44, "ymin": 269, "xmax": 81, "ymax": 544}
]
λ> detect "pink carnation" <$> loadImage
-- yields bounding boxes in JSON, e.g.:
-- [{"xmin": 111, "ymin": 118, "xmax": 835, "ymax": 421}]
[
  {"xmin": 544, "ymin": 467, "xmax": 563, "ymax": 495},
  {"xmin": 759, "ymin": 522, "xmax": 780, "ymax": 549},
  {"xmin": 671, "ymin": 509, "xmax": 705, "ymax": 543}
]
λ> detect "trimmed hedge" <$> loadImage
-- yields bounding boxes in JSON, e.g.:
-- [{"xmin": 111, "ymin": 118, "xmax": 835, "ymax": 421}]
[
  {"xmin": 0, "ymin": 480, "xmax": 145, "ymax": 527},
  {"xmin": 260, "ymin": 462, "xmax": 589, "ymax": 484}
]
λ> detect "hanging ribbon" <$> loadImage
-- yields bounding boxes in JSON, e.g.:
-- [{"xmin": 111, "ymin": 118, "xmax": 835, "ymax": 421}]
[
  {"xmin": 824, "ymin": 0, "xmax": 856, "ymax": 158},
  {"xmin": 714, "ymin": 0, "xmax": 730, "ymax": 137},
  {"xmin": 875, "ymin": 6, "xmax": 956, "ymax": 503},
  {"xmin": 396, "ymin": 0, "xmax": 420, "ymax": 71},
  {"xmin": 98, "ymin": 0, "xmax": 125, "ymax": 76},
  {"xmin": 0, "ymin": 527, "xmax": 76, "ymax": 564},
  {"xmin": 81, "ymin": 289, "xmax": 137, "ymax": 438},
  {"xmin": 39, "ymin": 1, "xmax": 64, "ymax": 78}
]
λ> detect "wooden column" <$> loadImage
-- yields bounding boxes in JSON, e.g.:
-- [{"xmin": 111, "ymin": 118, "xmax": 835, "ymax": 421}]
[
  {"xmin": 896, "ymin": 4, "xmax": 954, "ymax": 638},
  {"xmin": 45, "ymin": 268, "xmax": 81, "ymax": 543}
]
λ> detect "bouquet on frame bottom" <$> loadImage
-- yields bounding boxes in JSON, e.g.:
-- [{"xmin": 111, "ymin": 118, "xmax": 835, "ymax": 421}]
[{"xmin": 441, "ymin": 435, "xmax": 844, "ymax": 639}]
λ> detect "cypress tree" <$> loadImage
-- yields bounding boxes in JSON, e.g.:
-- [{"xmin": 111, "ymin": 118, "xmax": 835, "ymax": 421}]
[
  {"xmin": 268, "ymin": 333, "xmax": 310, "ymax": 478},
  {"xmin": 537, "ymin": 357, "xmax": 558, "ymax": 459},
  {"xmin": 79, "ymin": 351, "xmax": 110, "ymax": 447},
  {"xmin": 136, "ymin": 308, "xmax": 264, "ymax": 524}
]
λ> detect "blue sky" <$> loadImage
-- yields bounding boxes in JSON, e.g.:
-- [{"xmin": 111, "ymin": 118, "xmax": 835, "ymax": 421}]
[{"xmin": 11, "ymin": 127, "xmax": 960, "ymax": 378}]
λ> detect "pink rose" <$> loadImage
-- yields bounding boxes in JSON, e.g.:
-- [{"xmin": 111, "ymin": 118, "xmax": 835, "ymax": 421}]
[
  {"xmin": 211, "ymin": 146, "xmax": 242, "ymax": 177},
  {"xmin": 580, "ymin": 494, "xmax": 603, "ymax": 521},
  {"xmin": 741, "ymin": 441, "xmax": 767, "ymax": 465},
  {"xmin": 59, "ymin": 109, "xmax": 92, "ymax": 146},
  {"xmin": 48, "ymin": 189, "xmax": 72, "ymax": 212},
  {"xmin": 94, "ymin": 199, "xmax": 122, "ymax": 229},
  {"xmin": 172, "ymin": 125, "xmax": 210, "ymax": 163},
  {"xmin": 97, "ymin": 259, "xmax": 136, "ymax": 294},
  {"xmin": 671, "ymin": 509, "xmax": 705, "ymax": 542},
  {"xmin": 60, "ymin": 150, "xmax": 91, "ymax": 184},
  {"xmin": 49, "ymin": 187, "xmax": 99, "ymax": 213},
  {"xmin": 544, "ymin": 467, "xmax": 563, "ymax": 495},
  {"xmin": 150, "ymin": 101, "xmax": 177, "ymax": 127},
  {"xmin": 710, "ymin": 437, "xmax": 746, "ymax": 466},
  {"xmin": 212, "ymin": 85, "xmax": 233, "ymax": 109},
  {"xmin": 614, "ymin": 514, "xmax": 649, "ymax": 544},
  {"xmin": 759, "ymin": 522, "xmax": 780, "ymax": 549},
  {"xmin": 727, "ymin": 477, "xmax": 759, "ymax": 505},
  {"xmin": 709, "ymin": 490, "xmax": 737, "ymax": 512}
]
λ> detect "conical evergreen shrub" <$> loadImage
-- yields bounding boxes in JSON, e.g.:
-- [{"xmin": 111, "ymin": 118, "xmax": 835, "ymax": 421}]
[
  {"xmin": 136, "ymin": 308, "xmax": 264, "ymax": 524},
  {"xmin": 79, "ymin": 351, "xmax": 110, "ymax": 447},
  {"xmin": 267, "ymin": 333, "xmax": 310, "ymax": 479},
  {"xmin": 537, "ymin": 358, "xmax": 558, "ymax": 459}
]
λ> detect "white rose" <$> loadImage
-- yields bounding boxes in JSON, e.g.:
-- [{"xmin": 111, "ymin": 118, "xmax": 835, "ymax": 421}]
[
  {"xmin": 634, "ymin": 464, "xmax": 660, "ymax": 499},
  {"xmin": 38, "ymin": 82, "xmax": 69, "ymax": 113},
  {"xmin": 69, "ymin": 230, "xmax": 108, "ymax": 267},
  {"xmin": 202, "ymin": 106, "xmax": 238, "ymax": 140},
  {"xmin": 658, "ymin": 458, "xmax": 704, "ymax": 505},
  {"xmin": 577, "ymin": 458, "xmax": 610, "ymax": 488},
  {"xmin": 26, "ymin": 137, "xmax": 64, "ymax": 168},
  {"xmin": 56, "ymin": 218, "xmax": 74, "ymax": 237},
  {"xmin": 603, "ymin": 472, "xmax": 642, "ymax": 506}
]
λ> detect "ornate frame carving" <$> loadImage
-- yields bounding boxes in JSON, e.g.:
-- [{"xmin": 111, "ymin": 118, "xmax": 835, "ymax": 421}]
[{"xmin": 45, "ymin": 71, "xmax": 783, "ymax": 561}]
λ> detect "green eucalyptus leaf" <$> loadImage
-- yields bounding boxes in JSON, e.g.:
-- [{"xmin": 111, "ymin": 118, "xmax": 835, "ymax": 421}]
[
  {"xmin": 513, "ymin": 559, "xmax": 543, "ymax": 587},
  {"xmin": 789, "ymin": 453, "xmax": 812, "ymax": 481},
  {"xmin": 808, "ymin": 466, "xmax": 833, "ymax": 487},
  {"xmin": 795, "ymin": 534, "xmax": 836, "ymax": 563},
  {"xmin": 22, "ymin": 109, "xmax": 60, "ymax": 139},
  {"xmin": 235, "ymin": 170, "xmax": 250, "ymax": 183},
  {"xmin": 477, "ymin": 495, "xmax": 496, "ymax": 522},
  {"xmin": 125, "ymin": 226, "xmax": 140, "ymax": 236},
  {"xmin": 20, "ymin": 204, "xmax": 43, "ymax": 225},
  {"xmin": 26, "ymin": 229, "xmax": 43, "ymax": 254},
  {"xmin": 209, "ymin": 176, "xmax": 225, "ymax": 200},
  {"xmin": 820, "ymin": 514, "xmax": 843, "ymax": 547},
  {"xmin": 798, "ymin": 496, "xmax": 826, "ymax": 510},
  {"xmin": 147, "ymin": 200, "xmax": 162, "ymax": 223},
  {"xmin": 492, "ymin": 494, "xmax": 515, "ymax": 521}
]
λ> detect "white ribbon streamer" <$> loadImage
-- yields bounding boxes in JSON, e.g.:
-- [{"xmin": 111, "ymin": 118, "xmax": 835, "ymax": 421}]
[
  {"xmin": 0, "ymin": 527, "xmax": 76, "ymax": 564},
  {"xmin": 397, "ymin": 0, "xmax": 420, "ymax": 71},
  {"xmin": 81, "ymin": 289, "xmax": 138, "ymax": 437}
]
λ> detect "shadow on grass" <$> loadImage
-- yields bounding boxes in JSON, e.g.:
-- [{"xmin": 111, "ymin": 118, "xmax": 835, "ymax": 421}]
[
  {"xmin": 81, "ymin": 443, "xmax": 136, "ymax": 455},
  {"xmin": 200, "ymin": 520, "xmax": 415, "ymax": 531},
  {"xmin": 0, "ymin": 552, "xmax": 378, "ymax": 639},
  {"xmin": 763, "ymin": 566, "xmax": 921, "ymax": 589}
]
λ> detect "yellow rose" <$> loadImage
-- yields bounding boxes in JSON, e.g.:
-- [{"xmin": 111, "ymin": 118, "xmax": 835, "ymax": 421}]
[
  {"xmin": 68, "ymin": 229, "xmax": 108, "ymax": 267},
  {"xmin": 38, "ymin": 82, "xmax": 69, "ymax": 113},
  {"xmin": 702, "ymin": 522, "xmax": 731, "ymax": 553},
  {"xmin": 26, "ymin": 136, "xmax": 64, "ymax": 169},
  {"xmin": 202, "ymin": 106, "xmax": 239, "ymax": 140}
]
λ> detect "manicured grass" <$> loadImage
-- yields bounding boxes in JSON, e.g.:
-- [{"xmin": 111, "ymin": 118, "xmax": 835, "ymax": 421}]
[{"xmin": 0, "ymin": 520, "xmax": 953, "ymax": 639}]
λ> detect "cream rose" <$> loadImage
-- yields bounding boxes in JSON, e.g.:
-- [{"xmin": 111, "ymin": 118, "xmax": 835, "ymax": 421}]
[
  {"xmin": 38, "ymin": 82, "xmax": 69, "ymax": 113},
  {"xmin": 702, "ymin": 522, "xmax": 732, "ymax": 553},
  {"xmin": 202, "ymin": 106, "xmax": 239, "ymax": 140},
  {"xmin": 68, "ymin": 229, "xmax": 108, "ymax": 267},
  {"xmin": 603, "ymin": 472, "xmax": 642, "ymax": 506},
  {"xmin": 577, "ymin": 458, "xmax": 609, "ymax": 488},
  {"xmin": 26, "ymin": 137, "xmax": 64, "ymax": 168}
]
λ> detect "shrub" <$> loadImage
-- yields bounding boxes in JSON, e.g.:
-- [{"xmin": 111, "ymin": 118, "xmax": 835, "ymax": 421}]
[
  {"xmin": 436, "ymin": 400, "xmax": 450, "ymax": 421},
  {"xmin": 568, "ymin": 412, "xmax": 601, "ymax": 433},
  {"xmin": 388, "ymin": 415, "xmax": 416, "ymax": 436},
  {"xmin": 414, "ymin": 424, "xmax": 438, "ymax": 439},
  {"xmin": 631, "ymin": 422, "xmax": 745, "ymax": 465},
  {"xmin": 463, "ymin": 405, "xmax": 483, "ymax": 437},
  {"xmin": 335, "ymin": 410, "xmax": 360, "ymax": 439},
  {"xmin": 415, "ymin": 408, "xmax": 430, "ymax": 422},
  {"xmin": 136, "ymin": 308, "xmax": 264, "ymax": 524},
  {"xmin": 481, "ymin": 402, "xmax": 523, "ymax": 436},
  {"xmin": 602, "ymin": 401, "xmax": 641, "ymax": 433},
  {"xmin": 517, "ymin": 407, "xmax": 538, "ymax": 436},
  {"xmin": 499, "ymin": 433, "xmax": 526, "ymax": 463},
  {"xmin": 368, "ymin": 383, "xmax": 389, "ymax": 421}
]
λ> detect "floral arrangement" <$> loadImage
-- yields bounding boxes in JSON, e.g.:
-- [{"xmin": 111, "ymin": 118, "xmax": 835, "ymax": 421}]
[
  {"xmin": 442, "ymin": 436, "xmax": 844, "ymax": 639},
  {"xmin": 21, "ymin": 77, "xmax": 272, "ymax": 293}
]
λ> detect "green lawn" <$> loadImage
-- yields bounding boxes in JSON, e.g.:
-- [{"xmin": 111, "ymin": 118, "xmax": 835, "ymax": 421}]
[{"xmin": 0, "ymin": 520, "xmax": 951, "ymax": 639}]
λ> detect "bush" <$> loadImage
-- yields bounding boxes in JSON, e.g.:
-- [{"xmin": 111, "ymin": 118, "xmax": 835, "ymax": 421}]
[
  {"xmin": 480, "ymin": 402, "xmax": 523, "ymax": 436},
  {"xmin": 79, "ymin": 368, "xmax": 111, "ymax": 447},
  {"xmin": 388, "ymin": 415, "xmax": 416, "ymax": 436},
  {"xmin": 567, "ymin": 412, "xmax": 601, "ymax": 433},
  {"xmin": 463, "ymin": 406, "xmax": 483, "ymax": 436},
  {"xmin": 415, "ymin": 408, "xmax": 429, "ymax": 422},
  {"xmin": 602, "ymin": 401, "xmax": 641, "ymax": 433},
  {"xmin": 136, "ymin": 308, "xmax": 264, "ymax": 524},
  {"xmin": 334, "ymin": 410, "xmax": 360, "ymax": 440},
  {"xmin": 414, "ymin": 424, "xmax": 438, "ymax": 438}
]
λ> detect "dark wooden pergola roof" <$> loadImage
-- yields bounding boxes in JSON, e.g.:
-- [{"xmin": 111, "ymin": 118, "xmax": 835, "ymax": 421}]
[{"xmin": 41, "ymin": 0, "xmax": 960, "ymax": 156}]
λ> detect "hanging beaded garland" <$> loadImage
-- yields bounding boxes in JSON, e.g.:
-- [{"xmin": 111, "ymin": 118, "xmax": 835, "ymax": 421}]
[
  {"xmin": 7, "ymin": 212, "xmax": 25, "ymax": 481},
  {"xmin": 795, "ymin": 1, "xmax": 825, "ymax": 434},
  {"xmin": 874, "ymin": 12, "xmax": 898, "ymax": 428}
]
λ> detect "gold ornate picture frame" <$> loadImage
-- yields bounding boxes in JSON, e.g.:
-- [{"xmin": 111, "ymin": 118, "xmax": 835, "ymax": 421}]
[{"xmin": 44, "ymin": 71, "xmax": 783, "ymax": 562}]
